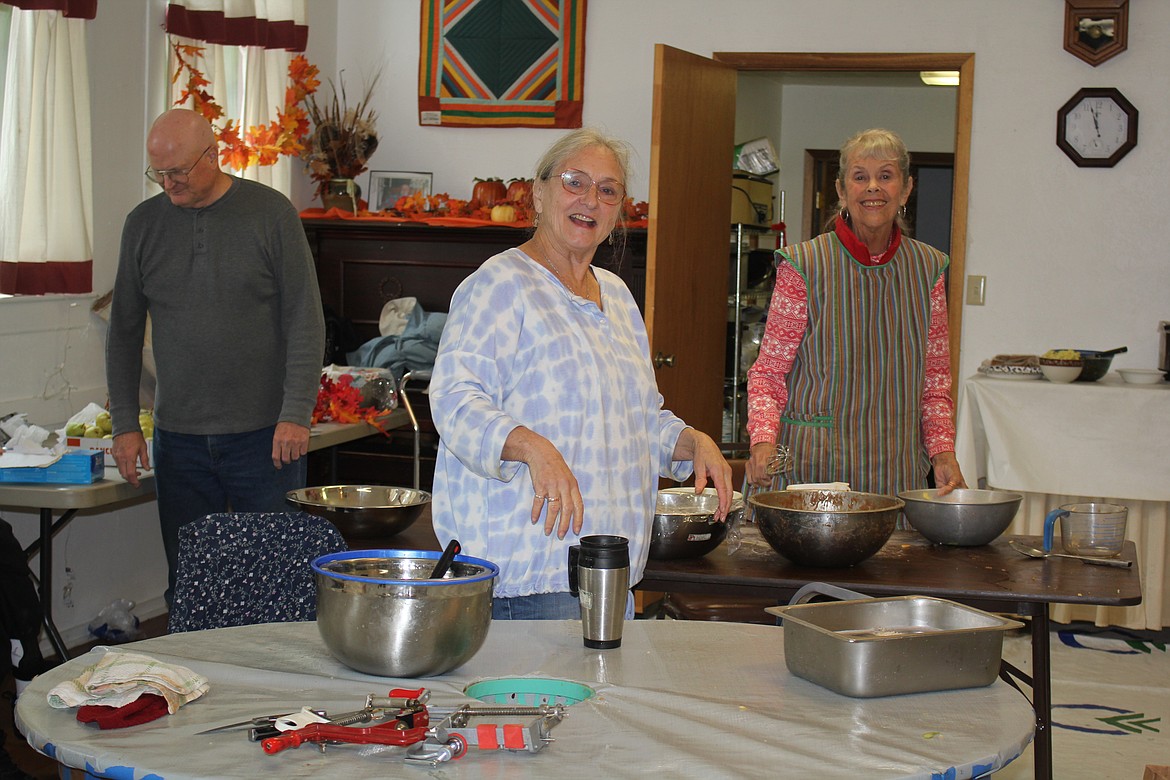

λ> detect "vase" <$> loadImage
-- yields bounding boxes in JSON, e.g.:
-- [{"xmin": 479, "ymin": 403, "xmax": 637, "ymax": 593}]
[{"xmin": 322, "ymin": 178, "xmax": 361, "ymax": 214}]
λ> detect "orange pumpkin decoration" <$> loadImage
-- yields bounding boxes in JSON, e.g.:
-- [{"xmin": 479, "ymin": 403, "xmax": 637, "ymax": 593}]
[
  {"xmin": 471, "ymin": 177, "xmax": 506, "ymax": 208},
  {"xmin": 506, "ymin": 178, "xmax": 533, "ymax": 209}
]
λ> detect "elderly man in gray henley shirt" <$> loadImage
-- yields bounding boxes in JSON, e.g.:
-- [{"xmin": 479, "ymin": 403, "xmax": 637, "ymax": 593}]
[{"xmin": 106, "ymin": 109, "xmax": 325, "ymax": 602}]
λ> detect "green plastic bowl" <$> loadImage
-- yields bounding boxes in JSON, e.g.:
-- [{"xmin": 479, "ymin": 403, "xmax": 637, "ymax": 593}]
[{"xmin": 464, "ymin": 677, "xmax": 594, "ymax": 707}]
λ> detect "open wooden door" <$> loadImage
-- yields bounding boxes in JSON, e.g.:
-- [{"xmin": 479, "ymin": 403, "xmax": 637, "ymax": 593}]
[{"xmin": 647, "ymin": 45, "xmax": 736, "ymax": 440}]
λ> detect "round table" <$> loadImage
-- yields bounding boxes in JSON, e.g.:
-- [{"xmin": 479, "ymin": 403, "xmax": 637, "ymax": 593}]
[{"xmin": 17, "ymin": 620, "xmax": 1034, "ymax": 779}]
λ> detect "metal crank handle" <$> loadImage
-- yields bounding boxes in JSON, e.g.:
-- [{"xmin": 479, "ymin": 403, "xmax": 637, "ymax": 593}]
[
  {"xmin": 404, "ymin": 735, "xmax": 467, "ymax": 766},
  {"xmin": 367, "ymin": 687, "xmax": 429, "ymax": 710}
]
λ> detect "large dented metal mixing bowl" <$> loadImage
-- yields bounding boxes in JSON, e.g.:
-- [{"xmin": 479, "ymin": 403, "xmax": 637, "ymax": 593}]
[
  {"xmin": 748, "ymin": 490, "xmax": 902, "ymax": 567},
  {"xmin": 313, "ymin": 550, "xmax": 497, "ymax": 677}
]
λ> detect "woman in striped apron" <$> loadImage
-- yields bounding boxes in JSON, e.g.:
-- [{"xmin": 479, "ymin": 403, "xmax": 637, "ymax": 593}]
[{"xmin": 744, "ymin": 128, "xmax": 966, "ymax": 497}]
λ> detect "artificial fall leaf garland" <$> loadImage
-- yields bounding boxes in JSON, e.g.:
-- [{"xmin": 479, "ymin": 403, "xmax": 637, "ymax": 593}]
[{"xmin": 170, "ymin": 42, "xmax": 320, "ymax": 171}]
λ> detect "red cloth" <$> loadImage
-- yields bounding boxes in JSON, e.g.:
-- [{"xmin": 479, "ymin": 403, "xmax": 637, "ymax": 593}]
[
  {"xmin": 77, "ymin": 694, "xmax": 169, "ymax": 729},
  {"xmin": 833, "ymin": 214, "xmax": 902, "ymax": 266}
]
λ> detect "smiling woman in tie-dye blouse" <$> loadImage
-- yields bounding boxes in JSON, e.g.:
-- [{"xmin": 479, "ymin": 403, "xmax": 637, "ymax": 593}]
[{"xmin": 429, "ymin": 128, "xmax": 732, "ymax": 620}]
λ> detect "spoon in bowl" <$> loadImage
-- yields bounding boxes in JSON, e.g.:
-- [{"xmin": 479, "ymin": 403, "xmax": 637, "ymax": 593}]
[{"xmin": 1009, "ymin": 539, "xmax": 1132, "ymax": 568}]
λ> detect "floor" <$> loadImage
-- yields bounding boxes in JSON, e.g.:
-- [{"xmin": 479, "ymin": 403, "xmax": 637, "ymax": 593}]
[{"xmin": 3, "ymin": 615, "xmax": 1166, "ymax": 779}]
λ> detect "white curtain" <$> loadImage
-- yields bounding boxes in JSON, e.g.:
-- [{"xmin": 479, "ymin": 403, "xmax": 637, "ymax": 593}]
[
  {"xmin": 0, "ymin": 6, "xmax": 92, "ymax": 295},
  {"xmin": 165, "ymin": 0, "xmax": 305, "ymax": 196}
]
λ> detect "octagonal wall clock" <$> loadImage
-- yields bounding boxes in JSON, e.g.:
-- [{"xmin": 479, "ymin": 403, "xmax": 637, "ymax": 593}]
[
  {"xmin": 1064, "ymin": 0, "xmax": 1128, "ymax": 66},
  {"xmin": 1056, "ymin": 87, "xmax": 1138, "ymax": 168}
]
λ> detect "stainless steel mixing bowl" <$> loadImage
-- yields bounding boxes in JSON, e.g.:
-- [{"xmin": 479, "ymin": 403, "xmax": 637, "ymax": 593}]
[
  {"xmin": 650, "ymin": 488, "xmax": 743, "ymax": 560},
  {"xmin": 287, "ymin": 485, "xmax": 430, "ymax": 538},
  {"xmin": 313, "ymin": 549, "xmax": 498, "ymax": 677},
  {"xmin": 898, "ymin": 488, "xmax": 1023, "ymax": 546},
  {"xmin": 748, "ymin": 490, "xmax": 902, "ymax": 567}
]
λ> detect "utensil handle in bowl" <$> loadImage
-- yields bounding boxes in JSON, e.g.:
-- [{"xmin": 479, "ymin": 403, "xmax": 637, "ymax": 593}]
[
  {"xmin": 788, "ymin": 582, "xmax": 872, "ymax": 606},
  {"xmin": 429, "ymin": 538, "xmax": 461, "ymax": 579}
]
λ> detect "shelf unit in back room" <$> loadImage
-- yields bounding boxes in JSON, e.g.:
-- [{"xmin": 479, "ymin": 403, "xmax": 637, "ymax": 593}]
[{"xmin": 724, "ymin": 223, "xmax": 782, "ymax": 456}]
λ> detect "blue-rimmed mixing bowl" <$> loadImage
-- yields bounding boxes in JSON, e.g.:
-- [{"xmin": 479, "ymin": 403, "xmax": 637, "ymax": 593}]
[{"xmin": 313, "ymin": 549, "xmax": 498, "ymax": 677}]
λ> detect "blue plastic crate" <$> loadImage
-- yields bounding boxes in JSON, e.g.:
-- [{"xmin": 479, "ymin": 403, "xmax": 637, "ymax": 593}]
[{"xmin": 0, "ymin": 450, "xmax": 103, "ymax": 484}]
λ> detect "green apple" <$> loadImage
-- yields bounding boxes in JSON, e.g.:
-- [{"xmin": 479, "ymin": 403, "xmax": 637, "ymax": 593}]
[
  {"xmin": 95, "ymin": 411, "xmax": 113, "ymax": 434},
  {"xmin": 65, "ymin": 421, "xmax": 86, "ymax": 437},
  {"xmin": 84, "ymin": 425, "xmax": 102, "ymax": 438}
]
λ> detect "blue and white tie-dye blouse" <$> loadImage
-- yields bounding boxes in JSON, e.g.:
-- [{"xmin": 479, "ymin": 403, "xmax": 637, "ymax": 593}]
[{"xmin": 429, "ymin": 248, "xmax": 693, "ymax": 598}]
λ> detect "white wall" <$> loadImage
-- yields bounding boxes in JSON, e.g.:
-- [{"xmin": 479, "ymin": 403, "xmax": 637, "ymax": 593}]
[{"xmin": 4, "ymin": 0, "xmax": 1169, "ymax": 642}]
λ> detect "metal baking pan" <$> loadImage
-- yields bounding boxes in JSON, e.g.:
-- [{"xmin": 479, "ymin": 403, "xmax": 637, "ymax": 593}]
[{"xmin": 766, "ymin": 584, "xmax": 1023, "ymax": 698}]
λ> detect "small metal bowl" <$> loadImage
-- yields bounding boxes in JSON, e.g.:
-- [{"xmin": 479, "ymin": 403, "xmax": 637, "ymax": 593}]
[
  {"xmin": 650, "ymin": 488, "xmax": 742, "ymax": 560},
  {"xmin": 898, "ymin": 488, "xmax": 1022, "ymax": 546},
  {"xmin": 748, "ymin": 490, "xmax": 902, "ymax": 567},
  {"xmin": 286, "ymin": 485, "xmax": 431, "ymax": 539}
]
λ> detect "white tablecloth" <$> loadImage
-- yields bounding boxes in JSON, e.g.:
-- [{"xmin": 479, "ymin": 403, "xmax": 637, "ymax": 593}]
[
  {"xmin": 16, "ymin": 621, "xmax": 1034, "ymax": 779},
  {"xmin": 956, "ymin": 374, "xmax": 1170, "ymax": 629}
]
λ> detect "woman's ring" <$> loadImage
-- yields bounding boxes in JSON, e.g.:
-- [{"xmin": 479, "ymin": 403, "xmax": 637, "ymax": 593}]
[
  {"xmin": 546, "ymin": 496, "xmax": 560, "ymax": 502},
  {"xmin": 534, "ymin": 494, "xmax": 548, "ymax": 500}
]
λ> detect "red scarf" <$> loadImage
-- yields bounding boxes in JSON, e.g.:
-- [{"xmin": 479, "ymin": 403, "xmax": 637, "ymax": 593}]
[{"xmin": 834, "ymin": 215, "xmax": 902, "ymax": 266}]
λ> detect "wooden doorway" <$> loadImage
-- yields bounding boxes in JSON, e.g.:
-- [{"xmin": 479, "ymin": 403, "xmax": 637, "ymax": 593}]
[{"xmin": 711, "ymin": 52, "xmax": 973, "ymax": 389}]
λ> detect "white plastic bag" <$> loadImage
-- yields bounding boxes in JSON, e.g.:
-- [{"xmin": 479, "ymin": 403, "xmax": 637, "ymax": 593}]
[{"xmin": 87, "ymin": 599, "xmax": 142, "ymax": 643}]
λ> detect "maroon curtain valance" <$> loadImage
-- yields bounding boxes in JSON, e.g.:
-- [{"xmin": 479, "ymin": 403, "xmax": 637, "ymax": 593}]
[
  {"xmin": 0, "ymin": 260, "xmax": 93, "ymax": 296},
  {"xmin": 1, "ymin": 0, "xmax": 96, "ymax": 19},
  {"xmin": 165, "ymin": 2, "xmax": 307, "ymax": 51}
]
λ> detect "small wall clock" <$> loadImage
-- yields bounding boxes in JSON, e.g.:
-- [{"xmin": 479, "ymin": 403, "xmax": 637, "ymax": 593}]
[
  {"xmin": 1056, "ymin": 87, "xmax": 1138, "ymax": 168},
  {"xmin": 1064, "ymin": 0, "xmax": 1128, "ymax": 66}
]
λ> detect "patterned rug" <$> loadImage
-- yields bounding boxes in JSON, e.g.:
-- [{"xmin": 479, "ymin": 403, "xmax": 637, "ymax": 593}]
[{"xmin": 995, "ymin": 623, "xmax": 1168, "ymax": 778}]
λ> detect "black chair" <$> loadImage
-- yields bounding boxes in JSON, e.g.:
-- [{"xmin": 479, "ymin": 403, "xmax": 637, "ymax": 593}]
[{"xmin": 167, "ymin": 511, "xmax": 346, "ymax": 634}]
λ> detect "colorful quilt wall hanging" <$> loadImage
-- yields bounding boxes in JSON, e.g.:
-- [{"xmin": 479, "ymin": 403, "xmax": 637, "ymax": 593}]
[{"xmin": 418, "ymin": 0, "xmax": 586, "ymax": 128}]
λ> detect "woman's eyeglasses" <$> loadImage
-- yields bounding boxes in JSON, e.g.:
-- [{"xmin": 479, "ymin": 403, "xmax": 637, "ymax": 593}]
[
  {"xmin": 555, "ymin": 170, "xmax": 625, "ymax": 205},
  {"xmin": 145, "ymin": 144, "xmax": 212, "ymax": 185}
]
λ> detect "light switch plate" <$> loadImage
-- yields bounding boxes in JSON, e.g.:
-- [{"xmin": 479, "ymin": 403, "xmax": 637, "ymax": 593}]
[{"xmin": 966, "ymin": 275, "xmax": 986, "ymax": 306}]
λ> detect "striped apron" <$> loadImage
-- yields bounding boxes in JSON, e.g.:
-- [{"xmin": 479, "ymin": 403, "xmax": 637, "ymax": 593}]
[{"xmin": 774, "ymin": 233, "xmax": 948, "ymax": 496}]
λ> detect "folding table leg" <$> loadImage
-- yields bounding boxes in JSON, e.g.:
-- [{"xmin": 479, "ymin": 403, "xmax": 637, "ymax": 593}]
[
  {"xmin": 37, "ymin": 508, "xmax": 71, "ymax": 662},
  {"xmin": 1031, "ymin": 610, "xmax": 1053, "ymax": 780}
]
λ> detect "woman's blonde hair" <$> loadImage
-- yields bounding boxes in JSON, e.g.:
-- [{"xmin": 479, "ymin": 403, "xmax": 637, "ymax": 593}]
[{"xmin": 533, "ymin": 126, "xmax": 631, "ymax": 185}]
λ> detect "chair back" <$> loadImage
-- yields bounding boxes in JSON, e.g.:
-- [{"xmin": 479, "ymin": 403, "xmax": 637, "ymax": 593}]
[{"xmin": 167, "ymin": 511, "xmax": 346, "ymax": 634}]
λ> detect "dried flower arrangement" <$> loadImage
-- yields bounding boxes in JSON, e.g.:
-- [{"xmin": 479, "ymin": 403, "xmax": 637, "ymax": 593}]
[{"xmin": 302, "ymin": 72, "xmax": 381, "ymax": 200}]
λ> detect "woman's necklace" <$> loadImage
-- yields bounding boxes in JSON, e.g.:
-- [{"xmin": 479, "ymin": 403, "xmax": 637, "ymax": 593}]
[{"xmin": 546, "ymin": 259, "xmax": 589, "ymax": 298}]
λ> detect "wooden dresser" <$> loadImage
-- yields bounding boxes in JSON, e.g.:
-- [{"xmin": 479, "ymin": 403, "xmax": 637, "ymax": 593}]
[{"xmin": 302, "ymin": 218, "xmax": 647, "ymax": 489}]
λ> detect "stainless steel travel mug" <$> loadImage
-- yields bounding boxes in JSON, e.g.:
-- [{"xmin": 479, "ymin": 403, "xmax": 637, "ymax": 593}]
[{"xmin": 568, "ymin": 535, "xmax": 629, "ymax": 649}]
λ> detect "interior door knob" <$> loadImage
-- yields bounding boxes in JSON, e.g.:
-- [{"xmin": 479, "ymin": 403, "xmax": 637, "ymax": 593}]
[{"xmin": 653, "ymin": 352, "xmax": 676, "ymax": 369}]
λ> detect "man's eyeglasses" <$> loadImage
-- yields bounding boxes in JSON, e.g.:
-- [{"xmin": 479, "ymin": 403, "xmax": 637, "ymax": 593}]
[
  {"xmin": 145, "ymin": 144, "xmax": 212, "ymax": 185},
  {"xmin": 554, "ymin": 170, "xmax": 626, "ymax": 205}
]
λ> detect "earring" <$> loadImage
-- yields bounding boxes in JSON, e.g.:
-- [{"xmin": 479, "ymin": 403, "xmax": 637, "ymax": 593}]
[
  {"xmin": 608, "ymin": 232, "xmax": 614, "ymax": 245},
  {"xmin": 900, "ymin": 205, "xmax": 908, "ymax": 218},
  {"xmin": 840, "ymin": 207, "xmax": 851, "ymax": 224},
  {"xmin": 533, "ymin": 212, "xmax": 540, "ymax": 228}
]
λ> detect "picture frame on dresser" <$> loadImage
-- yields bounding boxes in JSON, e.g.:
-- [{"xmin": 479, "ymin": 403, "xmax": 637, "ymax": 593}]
[{"xmin": 369, "ymin": 170, "xmax": 433, "ymax": 212}]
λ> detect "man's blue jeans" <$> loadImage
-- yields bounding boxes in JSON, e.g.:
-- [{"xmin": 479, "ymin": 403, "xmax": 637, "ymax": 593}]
[{"xmin": 154, "ymin": 425, "xmax": 307, "ymax": 603}]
